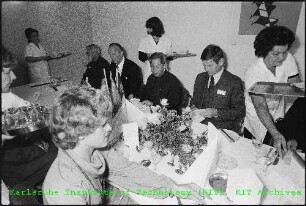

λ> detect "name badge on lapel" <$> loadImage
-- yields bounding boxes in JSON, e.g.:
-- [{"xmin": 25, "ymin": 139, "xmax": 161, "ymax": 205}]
[{"xmin": 217, "ymin": 89, "xmax": 226, "ymax": 96}]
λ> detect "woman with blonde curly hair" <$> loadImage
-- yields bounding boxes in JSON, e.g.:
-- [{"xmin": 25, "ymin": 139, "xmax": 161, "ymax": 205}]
[{"xmin": 42, "ymin": 86, "xmax": 113, "ymax": 205}]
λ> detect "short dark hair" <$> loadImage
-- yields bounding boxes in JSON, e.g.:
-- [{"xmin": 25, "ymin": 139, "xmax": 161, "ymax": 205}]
[
  {"xmin": 201, "ymin": 44, "xmax": 226, "ymax": 67},
  {"xmin": 254, "ymin": 25, "xmax": 295, "ymax": 58},
  {"xmin": 108, "ymin": 43, "xmax": 127, "ymax": 57},
  {"xmin": 145, "ymin": 17, "xmax": 165, "ymax": 38},
  {"xmin": 25, "ymin": 28, "xmax": 38, "ymax": 42},
  {"xmin": 148, "ymin": 52, "xmax": 166, "ymax": 65}
]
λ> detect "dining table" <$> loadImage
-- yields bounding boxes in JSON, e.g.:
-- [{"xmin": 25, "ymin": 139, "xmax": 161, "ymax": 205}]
[
  {"xmin": 10, "ymin": 79, "xmax": 74, "ymax": 107},
  {"xmin": 120, "ymin": 100, "xmax": 305, "ymax": 205}
]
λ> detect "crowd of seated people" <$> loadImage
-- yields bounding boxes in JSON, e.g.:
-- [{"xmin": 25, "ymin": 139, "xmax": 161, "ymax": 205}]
[{"xmin": 1, "ymin": 14, "xmax": 305, "ymax": 205}]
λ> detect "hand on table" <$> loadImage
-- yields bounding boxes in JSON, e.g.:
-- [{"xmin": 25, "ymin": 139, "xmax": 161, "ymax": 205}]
[
  {"xmin": 272, "ymin": 133, "xmax": 287, "ymax": 159},
  {"xmin": 172, "ymin": 183, "xmax": 207, "ymax": 204}
]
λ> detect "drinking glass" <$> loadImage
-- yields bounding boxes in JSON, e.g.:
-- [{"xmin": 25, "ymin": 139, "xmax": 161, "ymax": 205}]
[
  {"xmin": 258, "ymin": 151, "xmax": 277, "ymax": 172},
  {"xmin": 252, "ymin": 137, "xmax": 264, "ymax": 163}
]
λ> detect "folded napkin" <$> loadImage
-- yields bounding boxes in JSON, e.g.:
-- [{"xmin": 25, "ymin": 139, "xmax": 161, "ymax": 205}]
[
  {"xmin": 126, "ymin": 99, "xmax": 148, "ymax": 130},
  {"xmin": 122, "ymin": 122, "xmax": 139, "ymax": 147},
  {"xmin": 226, "ymin": 168, "xmax": 263, "ymax": 205}
]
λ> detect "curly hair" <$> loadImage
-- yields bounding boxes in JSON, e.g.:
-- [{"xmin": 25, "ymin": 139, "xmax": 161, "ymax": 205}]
[
  {"xmin": 146, "ymin": 17, "xmax": 165, "ymax": 38},
  {"xmin": 254, "ymin": 25, "xmax": 295, "ymax": 58},
  {"xmin": 201, "ymin": 44, "xmax": 227, "ymax": 68},
  {"xmin": 49, "ymin": 86, "xmax": 113, "ymax": 150}
]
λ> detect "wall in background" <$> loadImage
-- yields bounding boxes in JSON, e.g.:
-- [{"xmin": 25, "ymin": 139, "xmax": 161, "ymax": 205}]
[
  {"xmin": 90, "ymin": 2, "xmax": 305, "ymax": 94},
  {"xmin": 2, "ymin": 2, "xmax": 305, "ymax": 93},
  {"xmin": 2, "ymin": 2, "xmax": 92, "ymax": 85}
]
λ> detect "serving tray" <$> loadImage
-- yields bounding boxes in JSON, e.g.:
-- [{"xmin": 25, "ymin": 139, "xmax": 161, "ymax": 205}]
[{"xmin": 248, "ymin": 82, "xmax": 304, "ymax": 97}]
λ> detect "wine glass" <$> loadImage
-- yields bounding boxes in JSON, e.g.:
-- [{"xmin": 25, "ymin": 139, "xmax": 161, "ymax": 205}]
[
  {"xmin": 258, "ymin": 151, "xmax": 278, "ymax": 172},
  {"xmin": 252, "ymin": 137, "xmax": 264, "ymax": 163}
]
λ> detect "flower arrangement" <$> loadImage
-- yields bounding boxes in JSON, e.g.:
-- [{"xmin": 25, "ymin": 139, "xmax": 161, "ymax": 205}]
[{"xmin": 137, "ymin": 106, "xmax": 208, "ymax": 174}]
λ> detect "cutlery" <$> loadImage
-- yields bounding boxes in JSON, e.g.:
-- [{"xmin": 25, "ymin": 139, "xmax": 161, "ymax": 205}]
[
  {"xmin": 265, "ymin": 147, "xmax": 274, "ymax": 158},
  {"xmin": 220, "ymin": 129, "xmax": 235, "ymax": 143},
  {"xmin": 291, "ymin": 149, "xmax": 305, "ymax": 169},
  {"xmin": 272, "ymin": 153, "xmax": 279, "ymax": 165}
]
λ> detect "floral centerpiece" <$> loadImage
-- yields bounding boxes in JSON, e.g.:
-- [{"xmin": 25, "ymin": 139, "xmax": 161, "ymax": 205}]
[{"xmin": 136, "ymin": 101, "xmax": 208, "ymax": 174}]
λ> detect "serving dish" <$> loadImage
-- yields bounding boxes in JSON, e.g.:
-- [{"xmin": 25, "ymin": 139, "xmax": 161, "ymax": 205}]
[{"xmin": 2, "ymin": 105, "xmax": 50, "ymax": 135}]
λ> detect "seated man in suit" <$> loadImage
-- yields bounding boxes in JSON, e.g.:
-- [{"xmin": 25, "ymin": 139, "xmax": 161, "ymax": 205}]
[
  {"xmin": 108, "ymin": 43, "xmax": 143, "ymax": 99},
  {"xmin": 190, "ymin": 44, "xmax": 245, "ymax": 133},
  {"xmin": 140, "ymin": 52, "xmax": 182, "ymax": 112},
  {"xmin": 81, "ymin": 44, "xmax": 111, "ymax": 89}
]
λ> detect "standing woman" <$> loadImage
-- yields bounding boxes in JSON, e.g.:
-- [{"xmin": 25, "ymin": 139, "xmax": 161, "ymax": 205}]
[
  {"xmin": 138, "ymin": 17, "xmax": 172, "ymax": 84},
  {"xmin": 24, "ymin": 28, "xmax": 52, "ymax": 83}
]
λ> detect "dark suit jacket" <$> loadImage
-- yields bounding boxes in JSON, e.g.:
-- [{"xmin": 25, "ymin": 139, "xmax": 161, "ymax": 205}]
[
  {"xmin": 140, "ymin": 71, "xmax": 182, "ymax": 112},
  {"xmin": 81, "ymin": 56, "xmax": 111, "ymax": 89},
  {"xmin": 190, "ymin": 70, "xmax": 245, "ymax": 133},
  {"xmin": 109, "ymin": 58, "xmax": 143, "ymax": 99}
]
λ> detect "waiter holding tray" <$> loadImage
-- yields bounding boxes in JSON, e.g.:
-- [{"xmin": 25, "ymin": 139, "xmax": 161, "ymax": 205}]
[{"xmin": 24, "ymin": 28, "xmax": 70, "ymax": 83}]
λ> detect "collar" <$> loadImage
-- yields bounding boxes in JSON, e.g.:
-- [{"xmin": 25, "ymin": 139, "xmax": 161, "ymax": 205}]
[
  {"xmin": 62, "ymin": 149, "xmax": 106, "ymax": 178},
  {"xmin": 208, "ymin": 67, "xmax": 224, "ymax": 86}
]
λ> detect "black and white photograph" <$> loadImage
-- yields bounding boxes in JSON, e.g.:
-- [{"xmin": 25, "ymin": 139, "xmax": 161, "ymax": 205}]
[{"xmin": 1, "ymin": 1, "xmax": 305, "ymax": 205}]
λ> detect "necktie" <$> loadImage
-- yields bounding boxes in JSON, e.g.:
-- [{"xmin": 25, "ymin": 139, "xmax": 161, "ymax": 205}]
[
  {"xmin": 116, "ymin": 65, "xmax": 124, "ymax": 96},
  {"xmin": 209, "ymin": 76, "xmax": 214, "ymax": 92}
]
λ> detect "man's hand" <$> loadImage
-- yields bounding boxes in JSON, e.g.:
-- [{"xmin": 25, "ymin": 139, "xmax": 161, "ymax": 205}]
[
  {"xmin": 172, "ymin": 183, "xmax": 207, "ymax": 204},
  {"xmin": 142, "ymin": 100, "xmax": 153, "ymax": 106},
  {"xmin": 199, "ymin": 108, "xmax": 218, "ymax": 118},
  {"xmin": 287, "ymin": 139, "xmax": 298, "ymax": 151},
  {"xmin": 272, "ymin": 133, "xmax": 287, "ymax": 159}
]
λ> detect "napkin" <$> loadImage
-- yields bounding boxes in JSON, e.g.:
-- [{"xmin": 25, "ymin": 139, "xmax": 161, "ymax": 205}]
[
  {"xmin": 191, "ymin": 110, "xmax": 205, "ymax": 123},
  {"xmin": 177, "ymin": 123, "xmax": 220, "ymax": 187},
  {"xmin": 190, "ymin": 121, "xmax": 207, "ymax": 137},
  {"xmin": 122, "ymin": 122, "xmax": 139, "ymax": 147},
  {"xmin": 126, "ymin": 99, "xmax": 148, "ymax": 130},
  {"xmin": 226, "ymin": 168, "xmax": 263, "ymax": 205}
]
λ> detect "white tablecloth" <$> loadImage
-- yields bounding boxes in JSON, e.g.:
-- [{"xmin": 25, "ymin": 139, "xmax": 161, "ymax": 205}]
[
  {"xmin": 11, "ymin": 82, "xmax": 72, "ymax": 107},
  {"xmin": 124, "ymin": 100, "xmax": 305, "ymax": 205}
]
